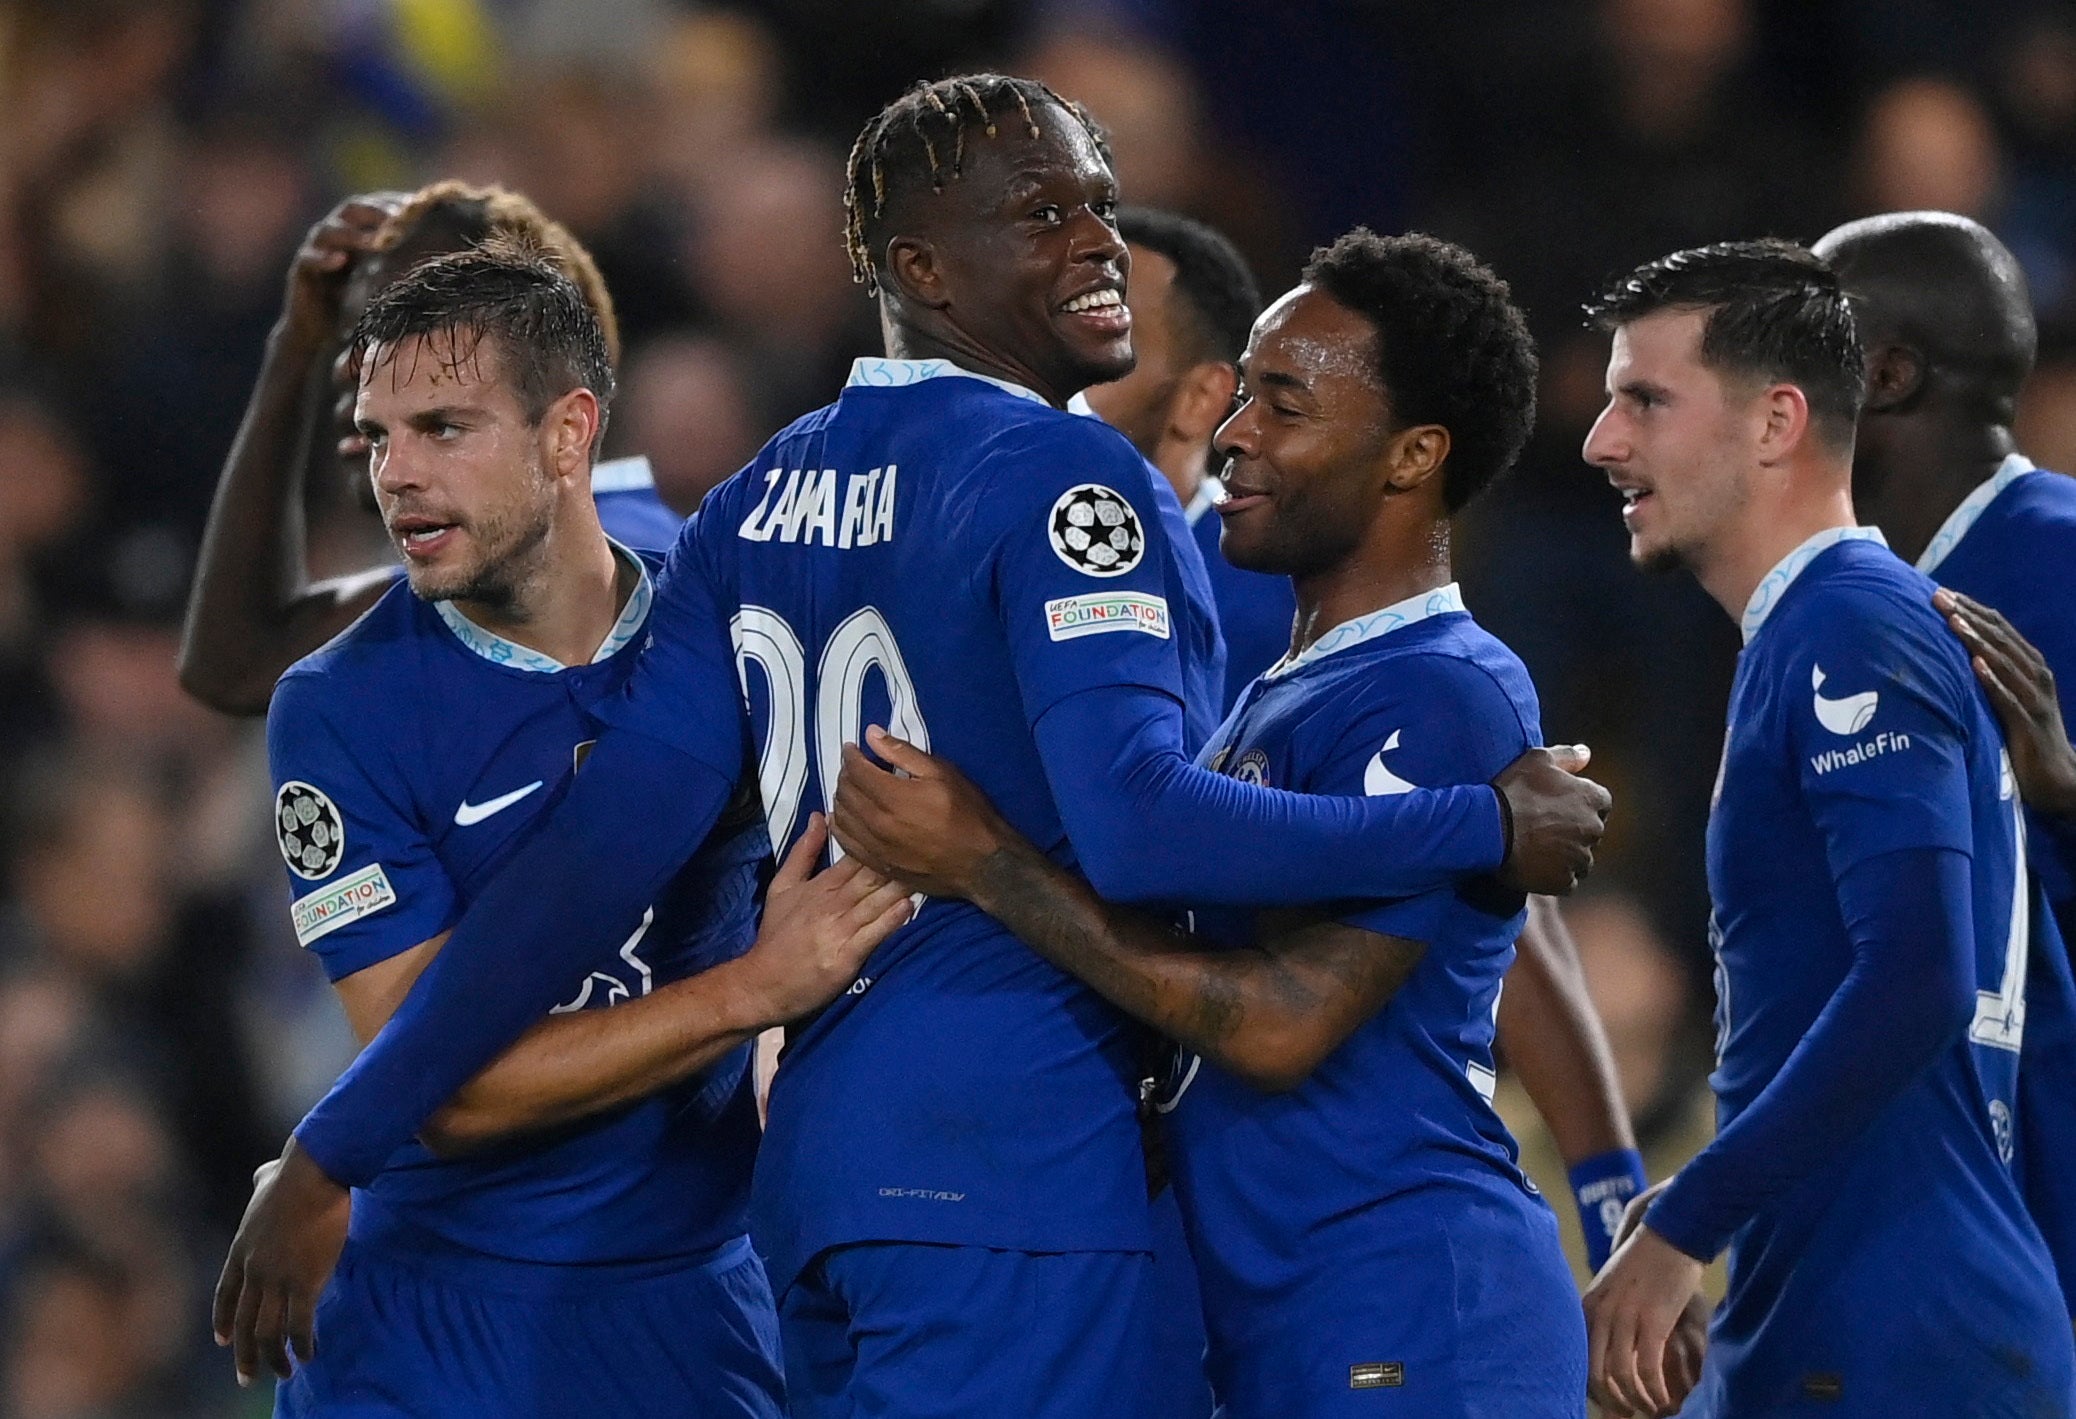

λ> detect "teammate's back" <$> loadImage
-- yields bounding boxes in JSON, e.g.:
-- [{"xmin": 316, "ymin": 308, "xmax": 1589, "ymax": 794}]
[{"xmin": 691, "ymin": 361, "xmax": 1184, "ymax": 1295}]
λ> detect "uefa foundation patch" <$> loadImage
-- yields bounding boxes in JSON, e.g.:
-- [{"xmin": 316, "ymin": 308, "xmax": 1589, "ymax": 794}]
[
  {"xmin": 290, "ymin": 864, "xmax": 397, "ymax": 947},
  {"xmin": 1044, "ymin": 591, "xmax": 1170, "ymax": 641}
]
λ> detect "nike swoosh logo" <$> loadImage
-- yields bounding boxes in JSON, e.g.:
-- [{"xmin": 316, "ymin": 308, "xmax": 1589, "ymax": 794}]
[{"xmin": 454, "ymin": 781, "xmax": 544, "ymax": 826}]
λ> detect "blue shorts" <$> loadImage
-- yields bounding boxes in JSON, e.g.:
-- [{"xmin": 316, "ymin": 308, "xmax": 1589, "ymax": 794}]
[
  {"xmin": 1201, "ymin": 1196, "xmax": 1584, "ymax": 1419},
  {"xmin": 1145, "ymin": 1188, "xmax": 1215, "ymax": 1419},
  {"xmin": 276, "ymin": 1233, "xmax": 785, "ymax": 1418},
  {"xmin": 779, "ymin": 1242, "xmax": 1150, "ymax": 1419}
]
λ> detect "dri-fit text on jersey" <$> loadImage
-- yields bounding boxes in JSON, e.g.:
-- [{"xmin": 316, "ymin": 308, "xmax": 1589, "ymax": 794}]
[{"xmin": 739, "ymin": 464, "xmax": 899, "ymax": 548}]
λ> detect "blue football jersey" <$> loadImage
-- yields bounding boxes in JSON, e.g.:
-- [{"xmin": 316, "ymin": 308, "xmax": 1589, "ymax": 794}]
[
  {"xmin": 265, "ymin": 546, "xmax": 768, "ymax": 1274},
  {"xmin": 1186, "ymin": 478, "xmax": 1296, "ymax": 710},
  {"xmin": 1170, "ymin": 586, "xmax": 1584, "ymax": 1416},
  {"xmin": 1918, "ymin": 455, "xmax": 2076, "ymax": 1317},
  {"xmin": 1068, "ymin": 393, "xmax": 1228, "ymax": 752},
  {"xmin": 1694, "ymin": 528, "xmax": 2069, "ymax": 1415},
  {"xmin": 636, "ymin": 358, "xmax": 1196, "ymax": 1294}
]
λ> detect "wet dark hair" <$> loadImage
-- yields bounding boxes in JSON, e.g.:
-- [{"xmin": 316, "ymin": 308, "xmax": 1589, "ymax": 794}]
[
  {"xmin": 352, "ymin": 240, "xmax": 616, "ymax": 451},
  {"xmin": 842, "ymin": 73, "xmax": 1107, "ymax": 295},
  {"xmin": 1303, "ymin": 229, "xmax": 1539, "ymax": 512},
  {"xmin": 1587, "ymin": 239, "xmax": 1865, "ymax": 451},
  {"xmin": 1117, "ymin": 207, "xmax": 1261, "ymax": 366}
]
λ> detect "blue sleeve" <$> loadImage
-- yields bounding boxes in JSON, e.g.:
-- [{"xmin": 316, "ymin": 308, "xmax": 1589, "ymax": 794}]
[
  {"xmin": 1315, "ymin": 655, "xmax": 1537, "ymax": 945},
  {"xmin": 1033, "ymin": 683, "xmax": 1506, "ymax": 908},
  {"xmin": 987, "ymin": 419, "xmax": 1188, "ymax": 724},
  {"xmin": 1647, "ymin": 846, "xmax": 1976, "ymax": 1260},
  {"xmin": 294, "ymin": 731, "xmax": 739, "ymax": 1187},
  {"xmin": 1792, "ymin": 605, "xmax": 1976, "ymax": 872},
  {"xmin": 582, "ymin": 510, "xmax": 754, "ymax": 772},
  {"xmin": 266, "ymin": 671, "xmax": 458, "ymax": 981},
  {"xmin": 291, "ymin": 537, "xmax": 751, "ymax": 1189}
]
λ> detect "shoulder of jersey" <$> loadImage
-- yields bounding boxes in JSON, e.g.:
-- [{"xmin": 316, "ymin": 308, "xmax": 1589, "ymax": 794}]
[
  {"xmin": 1998, "ymin": 467, "xmax": 2076, "ymax": 530},
  {"xmin": 278, "ymin": 576, "xmax": 423, "ymax": 689}
]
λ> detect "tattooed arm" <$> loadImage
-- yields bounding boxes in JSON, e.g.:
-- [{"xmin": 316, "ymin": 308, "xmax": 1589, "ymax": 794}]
[
  {"xmin": 832, "ymin": 730, "xmax": 1425, "ymax": 1091},
  {"xmin": 975, "ymin": 844, "xmax": 1424, "ymax": 1090}
]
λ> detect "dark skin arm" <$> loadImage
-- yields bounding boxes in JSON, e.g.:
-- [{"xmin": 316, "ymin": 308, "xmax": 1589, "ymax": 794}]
[
  {"xmin": 178, "ymin": 194, "xmax": 404, "ymax": 716},
  {"xmin": 832, "ymin": 729, "xmax": 1425, "ymax": 1092},
  {"xmin": 1938, "ymin": 588, "xmax": 2076, "ymax": 818},
  {"xmin": 1498, "ymin": 895, "xmax": 1637, "ymax": 1164},
  {"xmin": 213, "ymin": 819, "xmax": 911, "ymax": 1387}
]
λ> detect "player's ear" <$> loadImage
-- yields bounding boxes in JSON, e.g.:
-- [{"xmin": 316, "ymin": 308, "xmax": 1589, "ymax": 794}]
[
  {"xmin": 1756, "ymin": 383, "xmax": 1813, "ymax": 461},
  {"xmin": 543, "ymin": 388, "xmax": 602, "ymax": 482},
  {"xmin": 1384, "ymin": 423, "xmax": 1449, "ymax": 493},
  {"xmin": 885, "ymin": 235, "xmax": 951, "ymax": 310},
  {"xmin": 1861, "ymin": 342, "xmax": 1925, "ymax": 415},
  {"xmin": 1170, "ymin": 361, "xmax": 1240, "ymax": 447}
]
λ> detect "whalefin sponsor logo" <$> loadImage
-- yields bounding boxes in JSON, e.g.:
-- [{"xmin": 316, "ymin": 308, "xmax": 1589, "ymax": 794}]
[
  {"xmin": 1809, "ymin": 730, "xmax": 1912, "ymax": 775},
  {"xmin": 1811, "ymin": 664, "xmax": 1880, "ymax": 735},
  {"xmin": 1044, "ymin": 591, "xmax": 1170, "ymax": 641},
  {"xmin": 290, "ymin": 864, "xmax": 396, "ymax": 947}
]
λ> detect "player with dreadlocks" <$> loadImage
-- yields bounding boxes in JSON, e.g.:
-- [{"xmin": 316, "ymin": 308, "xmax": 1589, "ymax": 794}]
[{"xmin": 221, "ymin": 74, "xmax": 1610, "ymax": 1417}]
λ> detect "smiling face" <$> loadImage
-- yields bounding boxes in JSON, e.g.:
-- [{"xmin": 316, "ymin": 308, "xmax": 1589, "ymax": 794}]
[
  {"xmin": 898, "ymin": 103, "xmax": 1133, "ymax": 402},
  {"xmin": 1583, "ymin": 306, "xmax": 1760, "ymax": 575},
  {"xmin": 355, "ymin": 330, "xmax": 558, "ymax": 606},
  {"xmin": 1082, "ymin": 244, "xmax": 1181, "ymax": 454},
  {"xmin": 1211, "ymin": 285, "xmax": 1406, "ymax": 577}
]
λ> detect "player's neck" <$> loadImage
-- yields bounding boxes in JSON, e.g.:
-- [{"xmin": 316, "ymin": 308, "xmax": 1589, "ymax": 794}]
[
  {"xmin": 1702, "ymin": 479, "xmax": 1858, "ymax": 625},
  {"xmin": 1862, "ymin": 421, "xmax": 2018, "ymax": 565},
  {"xmin": 1289, "ymin": 526, "xmax": 1451, "ymax": 657},
  {"xmin": 883, "ymin": 317, "xmax": 1073, "ymax": 408},
  {"xmin": 451, "ymin": 514, "xmax": 630, "ymax": 668}
]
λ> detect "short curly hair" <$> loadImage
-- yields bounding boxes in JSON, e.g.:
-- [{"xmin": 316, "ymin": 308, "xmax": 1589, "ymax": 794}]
[{"xmin": 1301, "ymin": 231, "xmax": 1538, "ymax": 512}]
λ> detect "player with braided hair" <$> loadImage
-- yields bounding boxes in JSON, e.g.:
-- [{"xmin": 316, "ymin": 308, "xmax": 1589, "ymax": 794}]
[
  {"xmin": 223, "ymin": 73, "xmax": 1611, "ymax": 1417},
  {"xmin": 178, "ymin": 181, "xmax": 678, "ymax": 717}
]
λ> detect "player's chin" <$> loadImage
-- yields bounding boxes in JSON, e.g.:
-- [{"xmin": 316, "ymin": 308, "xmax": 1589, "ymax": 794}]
[
  {"xmin": 1629, "ymin": 534, "xmax": 1686, "ymax": 576},
  {"xmin": 1060, "ymin": 332, "xmax": 1134, "ymax": 387},
  {"xmin": 1217, "ymin": 524, "xmax": 1288, "ymax": 576}
]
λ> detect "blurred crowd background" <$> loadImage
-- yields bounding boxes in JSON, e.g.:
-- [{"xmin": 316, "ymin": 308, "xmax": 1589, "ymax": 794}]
[{"xmin": 1, "ymin": 0, "xmax": 2073, "ymax": 1412}]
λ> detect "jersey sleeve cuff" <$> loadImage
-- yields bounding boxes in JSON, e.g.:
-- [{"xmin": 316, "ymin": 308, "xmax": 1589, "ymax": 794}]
[{"xmin": 1642, "ymin": 1171, "xmax": 1732, "ymax": 1263}]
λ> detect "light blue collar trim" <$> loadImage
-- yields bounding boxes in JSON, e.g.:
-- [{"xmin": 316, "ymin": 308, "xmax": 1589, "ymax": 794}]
[
  {"xmin": 1066, "ymin": 391, "xmax": 1099, "ymax": 418},
  {"xmin": 1268, "ymin": 582, "xmax": 1465, "ymax": 679},
  {"xmin": 846, "ymin": 357, "xmax": 1049, "ymax": 406},
  {"xmin": 1740, "ymin": 525, "xmax": 1887, "ymax": 644},
  {"xmin": 590, "ymin": 455, "xmax": 655, "ymax": 494},
  {"xmin": 434, "ymin": 541, "xmax": 653, "ymax": 673},
  {"xmin": 1915, "ymin": 453, "xmax": 2037, "ymax": 575},
  {"xmin": 1184, "ymin": 476, "xmax": 1220, "ymax": 528}
]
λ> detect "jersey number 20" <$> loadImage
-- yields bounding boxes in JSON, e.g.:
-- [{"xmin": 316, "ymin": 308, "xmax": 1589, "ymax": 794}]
[{"xmin": 733, "ymin": 604, "xmax": 931, "ymax": 859}]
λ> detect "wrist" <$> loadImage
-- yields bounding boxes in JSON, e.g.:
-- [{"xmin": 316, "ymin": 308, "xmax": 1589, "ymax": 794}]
[
  {"xmin": 280, "ymin": 1133, "xmax": 348, "ymax": 1197},
  {"xmin": 704, "ymin": 956, "xmax": 785, "ymax": 1034},
  {"xmin": 1489, "ymin": 783, "xmax": 1515, "ymax": 871},
  {"xmin": 967, "ymin": 838, "xmax": 1043, "ymax": 916},
  {"xmin": 2044, "ymin": 762, "xmax": 2076, "ymax": 820}
]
